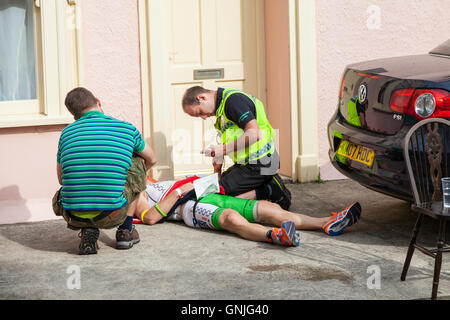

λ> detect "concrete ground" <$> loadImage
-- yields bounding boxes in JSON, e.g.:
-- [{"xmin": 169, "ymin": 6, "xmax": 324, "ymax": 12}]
[{"xmin": 0, "ymin": 179, "xmax": 449, "ymax": 300}]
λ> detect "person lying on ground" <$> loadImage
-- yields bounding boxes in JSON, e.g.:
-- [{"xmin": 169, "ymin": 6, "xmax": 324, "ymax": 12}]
[{"xmin": 132, "ymin": 178, "xmax": 362, "ymax": 247}]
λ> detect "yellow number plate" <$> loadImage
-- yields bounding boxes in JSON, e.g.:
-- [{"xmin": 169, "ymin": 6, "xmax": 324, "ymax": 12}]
[{"xmin": 337, "ymin": 140, "xmax": 375, "ymax": 167}]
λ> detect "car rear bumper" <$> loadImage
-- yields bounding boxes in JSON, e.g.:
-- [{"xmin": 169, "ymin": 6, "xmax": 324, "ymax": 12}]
[{"xmin": 327, "ymin": 110, "xmax": 413, "ymax": 202}]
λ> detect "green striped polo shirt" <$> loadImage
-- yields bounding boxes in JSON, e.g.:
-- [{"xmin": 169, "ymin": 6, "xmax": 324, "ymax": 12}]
[{"xmin": 57, "ymin": 111, "xmax": 145, "ymax": 213}]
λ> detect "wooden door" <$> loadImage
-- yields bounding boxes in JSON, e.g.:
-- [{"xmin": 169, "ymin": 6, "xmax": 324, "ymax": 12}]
[{"xmin": 145, "ymin": 0, "xmax": 265, "ymax": 180}]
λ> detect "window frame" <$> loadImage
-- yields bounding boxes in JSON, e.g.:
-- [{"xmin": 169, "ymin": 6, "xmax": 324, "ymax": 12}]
[{"xmin": 0, "ymin": 0, "xmax": 83, "ymax": 128}]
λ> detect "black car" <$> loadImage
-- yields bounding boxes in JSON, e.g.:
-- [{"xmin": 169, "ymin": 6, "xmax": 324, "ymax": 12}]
[{"xmin": 327, "ymin": 39, "xmax": 450, "ymax": 202}]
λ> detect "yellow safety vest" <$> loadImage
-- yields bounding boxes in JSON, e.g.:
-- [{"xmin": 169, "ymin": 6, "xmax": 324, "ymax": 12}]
[{"xmin": 214, "ymin": 88, "xmax": 275, "ymax": 164}]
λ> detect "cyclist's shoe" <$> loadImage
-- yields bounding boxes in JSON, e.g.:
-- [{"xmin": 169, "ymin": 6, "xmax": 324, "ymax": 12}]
[
  {"xmin": 270, "ymin": 220, "xmax": 299, "ymax": 247},
  {"xmin": 322, "ymin": 202, "xmax": 361, "ymax": 236}
]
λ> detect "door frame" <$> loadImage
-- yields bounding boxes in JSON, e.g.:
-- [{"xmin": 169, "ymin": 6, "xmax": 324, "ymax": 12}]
[
  {"xmin": 262, "ymin": 0, "xmax": 319, "ymax": 182},
  {"xmin": 138, "ymin": 0, "xmax": 174, "ymax": 180},
  {"xmin": 138, "ymin": 0, "xmax": 266, "ymax": 180},
  {"xmin": 288, "ymin": 0, "xmax": 319, "ymax": 182}
]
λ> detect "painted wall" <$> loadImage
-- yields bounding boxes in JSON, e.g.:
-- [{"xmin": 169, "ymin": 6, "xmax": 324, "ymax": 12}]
[
  {"xmin": 264, "ymin": 0, "xmax": 292, "ymax": 177},
  {"xmin": 316, "ymin": 0, "xmax": 450, "ymax": 180},
  {"xmin": 81, "ymin": 0, "xmax": 142, "ymax": 132},
  {"xmin": 0, "ymin": 0, "xmax": 142, "ymax": 224},
  {"xmin": 0, "ymin": 125, "xmax": 63, "ymax": 224}
]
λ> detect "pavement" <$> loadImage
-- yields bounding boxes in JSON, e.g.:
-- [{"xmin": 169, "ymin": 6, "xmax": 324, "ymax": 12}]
[{"xmin": 0, "ymin": 179, "xmax": 449, "ymax": 300}]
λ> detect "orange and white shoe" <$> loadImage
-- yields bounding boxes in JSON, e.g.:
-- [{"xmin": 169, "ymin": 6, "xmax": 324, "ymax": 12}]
[
  {"xmin": 269, "ymin": 221, "xmax": 300, "ymax": 247},
  {"xmin": 322, "ymin": 202, "xmax": 361, "ymax": 236}
]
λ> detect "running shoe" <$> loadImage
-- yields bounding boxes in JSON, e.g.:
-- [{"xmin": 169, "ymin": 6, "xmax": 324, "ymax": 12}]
[
  {"xmin": 270, "ymin": 220, "xmax": 300, "ymax": 247},
  {"xmin": 322, "ymin": 202, "xmax": 361, "ymax": 236}
]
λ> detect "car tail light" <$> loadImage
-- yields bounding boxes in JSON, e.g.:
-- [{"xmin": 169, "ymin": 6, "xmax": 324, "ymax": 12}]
[
  {"xmin": 390, "ymin": 89, "xmax": 415, "ymax": 114},
  {"xmin": 390, "ymin": 89, "xmax": 450, "ymax": 119}
]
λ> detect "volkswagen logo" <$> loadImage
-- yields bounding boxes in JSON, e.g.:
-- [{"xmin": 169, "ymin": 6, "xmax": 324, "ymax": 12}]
[{"xmin": 358, "ymin": 83, "xmax": 368, "ymax": 104}]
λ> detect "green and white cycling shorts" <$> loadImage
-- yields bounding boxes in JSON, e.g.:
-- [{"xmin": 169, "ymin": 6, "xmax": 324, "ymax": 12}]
[{"xmin": 181, "ymin": 194, "xmax": 259, "ymax": 230}]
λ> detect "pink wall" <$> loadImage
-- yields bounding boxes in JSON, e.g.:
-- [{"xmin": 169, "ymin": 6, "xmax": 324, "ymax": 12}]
[
  {"xmin": 316, "ymin": 0, "xmax": 450, "ymax": 180},
  {"xmin": 81, "ymin": 0, "xmax": 143, "ymax": 132},
  {"xmin": 0, "ymin": 126, "xmax": 63, "ymax": 224},
  {"xmin": 0, "ymin": 0, "xmax": 142, "ymax": 224}
]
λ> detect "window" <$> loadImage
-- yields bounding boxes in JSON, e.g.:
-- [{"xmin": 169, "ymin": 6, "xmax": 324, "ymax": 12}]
[
  {"xmin": 0, "ymin": 0, "xmax": 38, "ymax": 116},
  {"xmin": 0, "ymin": 0, "xmax": 37, "ymax": 102},
  {"xmin": 0, "ymin": 0, "xmax": 82, "ymax": 128}
]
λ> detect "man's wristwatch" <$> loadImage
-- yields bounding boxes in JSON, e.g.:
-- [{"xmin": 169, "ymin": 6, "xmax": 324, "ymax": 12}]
[{"xmin": 175, "ymin": 188, "xmax": 182, "ymax": 197}]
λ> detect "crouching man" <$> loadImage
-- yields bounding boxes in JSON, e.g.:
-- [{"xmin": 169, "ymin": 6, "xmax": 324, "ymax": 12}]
[{"xmin": 52, "ymin": 87, "xmax": 157, "ymax": 255}]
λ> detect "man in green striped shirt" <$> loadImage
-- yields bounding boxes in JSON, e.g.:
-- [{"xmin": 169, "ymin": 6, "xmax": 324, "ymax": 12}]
[{"xmin": 52, "ymin": 87, "xmax": 157, "ymax": 255}]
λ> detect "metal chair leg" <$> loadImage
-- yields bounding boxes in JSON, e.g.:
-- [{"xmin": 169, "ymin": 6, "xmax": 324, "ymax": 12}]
[
  {"xmin": 431, "ymin": 220, "xmax": 446, "ymax": 300},
  {"xmin": 401, "ymin": 213, "xmax": 424, "ymax": 281}
]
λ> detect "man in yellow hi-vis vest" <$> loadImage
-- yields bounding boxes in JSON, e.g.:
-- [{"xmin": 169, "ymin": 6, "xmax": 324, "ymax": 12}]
[{"xmin": 182, "ymin": 86, "xmax": 291, "ymax": 210}]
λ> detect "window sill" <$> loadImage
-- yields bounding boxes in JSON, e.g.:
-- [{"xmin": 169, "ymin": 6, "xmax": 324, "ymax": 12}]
[{"xmin": 0, "ymin": 114, "xmax": 74, "ymax": 128}]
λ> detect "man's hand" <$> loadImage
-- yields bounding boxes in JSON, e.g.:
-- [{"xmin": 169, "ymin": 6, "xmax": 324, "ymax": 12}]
[
  {"xmin": 201, "ymin": 144, "xmax": 226, "ymax": 158},
  {"xmin": 212, "ymin": 158, "xmax": 223, "ymax": 175},
  {"xmin": 137, "ymin": 144, "xmax": 157, "ymax": 171},
  {"xmin": 203, "ymin": 120, "xmax": 262, "ymax": 158}
]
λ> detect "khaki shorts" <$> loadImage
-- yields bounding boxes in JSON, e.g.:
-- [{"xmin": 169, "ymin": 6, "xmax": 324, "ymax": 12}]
[{"xmin": 52, "ymin": 156, "xmax": 147, "ymax": 230}]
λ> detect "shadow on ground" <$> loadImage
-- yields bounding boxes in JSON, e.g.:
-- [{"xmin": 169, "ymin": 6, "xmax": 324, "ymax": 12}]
[{"xmin": 0, "ymin": 220, "xmax": 117, "ymax": 255}]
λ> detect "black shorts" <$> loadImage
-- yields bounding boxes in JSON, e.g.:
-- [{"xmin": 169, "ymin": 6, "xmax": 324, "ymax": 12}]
[{"xmin": 219, "ymin": 151, "xmax": 280, "ymax": 196}]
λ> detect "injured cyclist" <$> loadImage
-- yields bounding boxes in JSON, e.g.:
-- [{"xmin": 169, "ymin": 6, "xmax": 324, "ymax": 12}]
[{"xmin": 133, "ymin": 177, "xmax": 362, "ymax": 247}]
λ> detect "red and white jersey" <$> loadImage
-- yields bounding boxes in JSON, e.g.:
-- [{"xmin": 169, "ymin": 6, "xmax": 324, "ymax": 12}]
[{"xmin": 145, "ymin": 179, "xmax": 220, "ymax": 229}]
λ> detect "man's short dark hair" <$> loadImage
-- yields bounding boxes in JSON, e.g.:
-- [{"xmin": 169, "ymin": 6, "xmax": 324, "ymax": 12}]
[
  {"xmin": 182, "ymin": 86, "xmax": 212, "ymax": 108},
  {"xmin": 64, "ymin": 87, "xmax": 97, "ymax": 119}
]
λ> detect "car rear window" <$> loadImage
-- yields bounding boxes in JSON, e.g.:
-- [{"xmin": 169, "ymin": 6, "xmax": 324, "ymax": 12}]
[{"xmin": 430, "ymin": 39, "xmax": 450, "ymax": 56}]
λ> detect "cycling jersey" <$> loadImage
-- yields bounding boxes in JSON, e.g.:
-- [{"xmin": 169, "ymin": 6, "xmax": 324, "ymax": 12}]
[{"xmin": 144, "ymin": 182, "xmax": 259, "ymax": 230}]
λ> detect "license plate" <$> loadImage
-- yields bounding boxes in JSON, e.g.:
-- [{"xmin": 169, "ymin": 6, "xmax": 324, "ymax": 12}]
[{"xmin": 337, "ymin": 140, "xmax": 375, "ymax": 167}]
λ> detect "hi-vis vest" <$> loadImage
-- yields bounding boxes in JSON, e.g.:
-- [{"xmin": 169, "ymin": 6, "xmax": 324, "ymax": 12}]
[{"xmin": 214, "ymin": 88, "xmax": 275, "ymax": 164}]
